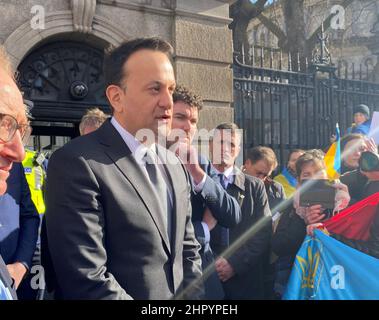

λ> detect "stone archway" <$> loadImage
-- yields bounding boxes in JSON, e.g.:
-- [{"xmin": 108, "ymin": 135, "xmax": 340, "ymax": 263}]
[{"xmin": 4, "ymin": 10, "xmax": 128, "ymax": 69}]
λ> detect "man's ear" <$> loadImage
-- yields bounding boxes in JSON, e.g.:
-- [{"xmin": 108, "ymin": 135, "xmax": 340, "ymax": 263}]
[{"xmin": 106, "ymin": 85, "xmax": 124, "ymax": 113}]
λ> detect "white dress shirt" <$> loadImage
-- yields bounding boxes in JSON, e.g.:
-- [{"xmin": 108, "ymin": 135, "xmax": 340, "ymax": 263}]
[{"xmin": 110, "ymin": 117, "xmax": 174, "ymax": 208}]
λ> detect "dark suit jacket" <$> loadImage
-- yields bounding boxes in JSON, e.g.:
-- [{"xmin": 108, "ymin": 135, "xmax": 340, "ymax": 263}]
[
  {"xmin": 190, "ymin": 156, "xmax": 241, "ymax": 299},
  {"xmin": 0, "ymin": 163, "xmax": 40, "ymax": 269},
  {"xmin": 210, "ymin": 168, "xmax": 272, "ymax": 299},
  {"xmin": 45, "ymin": 120, "xmax": 203, "ymax": 300}
]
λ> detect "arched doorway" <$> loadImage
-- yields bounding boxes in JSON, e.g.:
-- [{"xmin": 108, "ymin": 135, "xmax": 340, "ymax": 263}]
[{"xmin": 17, "ymin": 39, "xmax": 110, "ymax": 153}]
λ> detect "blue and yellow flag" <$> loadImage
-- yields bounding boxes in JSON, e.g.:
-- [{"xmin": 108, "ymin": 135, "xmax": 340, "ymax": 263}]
[
  {"xmin": 283, "ymin": 194, "xmax": 379, "ymax": 300},
  {"xmin": 324, "ymin": 123, "xmax": 341, "ymax": 180},
  {"xmin": 283, "ymin": 230, "xmax": 379, "ymax": 300}
]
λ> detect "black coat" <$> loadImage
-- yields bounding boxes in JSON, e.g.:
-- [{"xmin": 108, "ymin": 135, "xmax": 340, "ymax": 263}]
[
  {"xmin": 271, "ymin": 204, "xmax": 306, "ymax": 260},
  {"xmin": 211, "ymin": 168, "xmax": 272, "ymax": 299}
]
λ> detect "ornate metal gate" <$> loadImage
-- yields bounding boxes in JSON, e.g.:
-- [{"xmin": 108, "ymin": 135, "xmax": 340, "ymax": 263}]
[
  {"xmin": 233, "ymin": 47, "xmax": 379, "ymax": 166},
  {"xmin": 17, "ymin": 41, "xmax": 110, "ymax": 123}
]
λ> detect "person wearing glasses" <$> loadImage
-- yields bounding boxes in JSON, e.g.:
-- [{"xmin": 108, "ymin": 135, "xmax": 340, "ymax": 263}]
[{"xmin": 0, "ymin": 46, "xmax": 33, "ymax": 300}]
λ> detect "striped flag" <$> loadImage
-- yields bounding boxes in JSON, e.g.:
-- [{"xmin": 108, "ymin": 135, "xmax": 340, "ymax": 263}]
[{"xmin": 324, "ymin": 123, "xmax": 341, "ymax": 180}]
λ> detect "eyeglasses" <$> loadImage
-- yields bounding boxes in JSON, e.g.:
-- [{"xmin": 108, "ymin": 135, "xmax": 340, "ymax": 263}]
[{"xmin": 0, "ymin": 113, "xmax": 32, "ymax": 146}]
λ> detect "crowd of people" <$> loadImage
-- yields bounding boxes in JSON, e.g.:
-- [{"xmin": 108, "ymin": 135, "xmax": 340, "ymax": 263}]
[{"xmin": 0, "ymin": 37, "xmax": 378, "ymax": 300}]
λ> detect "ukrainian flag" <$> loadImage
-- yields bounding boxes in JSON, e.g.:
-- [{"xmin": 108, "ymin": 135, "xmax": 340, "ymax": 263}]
[{"xmin": 324, "ymin": 123, "xmax": 341, "ymax": 180}]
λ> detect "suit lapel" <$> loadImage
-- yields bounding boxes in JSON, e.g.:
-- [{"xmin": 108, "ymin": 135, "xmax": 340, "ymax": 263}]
[
  {"xmin": 97, "ymin": 121, "xmax": 171, "ymax": 255},
  {"xmin": 228, "ymin": 167, "xmax": 246, "ymax": 207}
]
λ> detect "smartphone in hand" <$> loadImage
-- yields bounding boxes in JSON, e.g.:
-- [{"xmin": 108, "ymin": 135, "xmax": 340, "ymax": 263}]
[{"xmin": 299, "ymin": 179, "xmax": 336, "ymax": 210}]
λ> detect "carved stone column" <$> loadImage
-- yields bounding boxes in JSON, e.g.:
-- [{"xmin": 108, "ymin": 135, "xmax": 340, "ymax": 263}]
[{"xmin": 71, "ymin": 0, "xmax": 97, "ymax": 33}]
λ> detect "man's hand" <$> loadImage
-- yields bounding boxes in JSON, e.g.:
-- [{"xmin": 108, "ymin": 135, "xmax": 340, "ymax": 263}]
[
  {"xmin": 7, "ymin": 262, "xmax": 27, "ymax": 289},
  {"xmin": 215, "ymin": 257, "xmax": 235, "ymax": 282},
  {"xmin": 202, "ymin": 208, "xmax": 217, "ymax": 231},
  {"xmin": 175, "ymin": 142, "xmax": 205, "ymax": 185},
  {"xmin": 303, "ymin": 205, "xmax": 326, "ymax": 225}
]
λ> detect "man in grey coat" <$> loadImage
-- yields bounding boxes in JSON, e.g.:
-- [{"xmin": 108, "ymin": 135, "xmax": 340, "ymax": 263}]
[{"xmin": 45, "ymin": 38, "xmax": 203, "ymax": 300}]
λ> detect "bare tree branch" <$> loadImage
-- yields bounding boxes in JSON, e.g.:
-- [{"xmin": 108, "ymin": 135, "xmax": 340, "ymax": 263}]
[
  {"xmin": 230, "ymin": 0, "xmax": 269, "ymax": 58},
  {"xmin": 306, "ymin": 0, "xmax": 355, "ymax": 49},
  {"xmin": 256, "ymin": 13, "xmax": 286, "ymax": 46}
]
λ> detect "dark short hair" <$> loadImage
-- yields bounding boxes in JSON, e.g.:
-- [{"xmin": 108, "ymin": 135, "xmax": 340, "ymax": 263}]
[
  {"xmin": 173, "ymin": 85, "xmax": 203, "ymax": 111},
  {"xmin": 103, "ymin": 37, "xmax": 174, "ymax": 88},
  {"xmin": 246, "ymin": 146, "xmax": 278, "ymax": 169},
  {"xmin": 215, "ymin": 122, "xmax": 240, "ymax": 131},
  {"xmin": 341, "ymin": 133, "xmax": 364, "ymax": 152},
  {"xmin": 295, "ymin": 149, "xmax": 325, "ymax": 178},
  {"xmin": 212, "ymin": 122, "xmax": 242, "ymax": 143}
]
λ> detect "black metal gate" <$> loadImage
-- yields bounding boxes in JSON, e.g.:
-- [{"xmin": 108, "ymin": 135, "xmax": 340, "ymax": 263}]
[{"xmin": 233, "ymin": 47, "xmax": 379, "ymax": 166}]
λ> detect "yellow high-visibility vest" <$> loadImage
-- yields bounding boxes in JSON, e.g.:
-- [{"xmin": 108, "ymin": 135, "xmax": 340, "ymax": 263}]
[{"xmin": 22, "ymin": 149, "xmax": 46, "ymax": 214}]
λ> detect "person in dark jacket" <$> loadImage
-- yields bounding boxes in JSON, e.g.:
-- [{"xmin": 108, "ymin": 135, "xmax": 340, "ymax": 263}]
[
  {"xmin": 243, "ymin": 146, "xmax": 285, "ymax": 299},
  {"xmin": 0, "ymin": 46, "xmax": 33, "ymax": 300},
  {"xmin": 169, "ymin": 85, "xmax": 242, "ymax": 299},
  {"xmin": 209, "ymin": 123, "xmax": 272, "ymax": 300}
]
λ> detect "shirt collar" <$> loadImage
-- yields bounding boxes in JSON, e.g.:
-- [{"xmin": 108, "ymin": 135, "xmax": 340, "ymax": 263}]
[
  {"xmin": 212, "ymin": 165, "xmax": 235, "ymax": 184},
  {"xmin": 110, "ymin": 117, "xmax": 155, "ymax": 163}
]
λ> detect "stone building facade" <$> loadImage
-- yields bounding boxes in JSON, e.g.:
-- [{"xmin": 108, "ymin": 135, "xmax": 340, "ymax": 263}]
[{"xmin": 0, "ymin": 0, "xmax": 234, "ymax": 150}]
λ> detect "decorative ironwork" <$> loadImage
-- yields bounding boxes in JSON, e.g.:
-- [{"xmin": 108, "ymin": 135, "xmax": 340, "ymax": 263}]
[
  {"xmin": 233, "ymin": 44, "xmax": 379, "ymax": 166},
  {"xmin": 17, "ymin": 41, "xmax": 109, "ymax": 122},
  {"xmin": 312, "ymin": 24, "xmax": 331, "ymax": 65}
]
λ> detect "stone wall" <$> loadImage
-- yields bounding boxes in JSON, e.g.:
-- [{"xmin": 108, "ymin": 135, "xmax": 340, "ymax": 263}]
[{"xmin": 0, "ymin": 0, "xmax": 235, "ymax": 129}]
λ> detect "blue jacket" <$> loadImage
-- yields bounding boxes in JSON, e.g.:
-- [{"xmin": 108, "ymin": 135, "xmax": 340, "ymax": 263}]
[
  {"xmin": 347, "ymin": 120, "xmax": 371, "ymax": 135},
  {"xmin": 0, "ymin": 163, "xmax": 40, "ymax": 270}
]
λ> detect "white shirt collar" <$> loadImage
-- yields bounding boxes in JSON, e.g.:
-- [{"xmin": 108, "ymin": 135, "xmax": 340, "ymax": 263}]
[
  {"xmin": 110, "ymin": 117, "xmax": 155, "ymax": 164},
  {"xmin": 212, "ymin": 165, "xmax": 235, "ymax": 184}
]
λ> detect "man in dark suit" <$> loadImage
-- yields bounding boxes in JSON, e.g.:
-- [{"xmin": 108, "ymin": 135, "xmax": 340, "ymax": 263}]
[
  {"xmin": 169, "ymin": 85, "xmax": 241, "ymax": 299},
  {"xmin": 44, "ymin": 38, "xmax": 203, "ymax": 300},
  {"xmin": 210, "ymin": 123, "xmax": 272, "ymax": 299},
  {"xmin": 0, "ymin": 46, "xmax": 31, "ymax": 300}
]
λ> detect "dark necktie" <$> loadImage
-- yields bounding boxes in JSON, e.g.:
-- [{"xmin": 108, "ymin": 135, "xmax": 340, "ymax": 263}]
[
  {"xmin": 217, "ymin": 173, "xmax": 230, "ymax": 249},
  {"xmin": 144, "ymin": 149, "xmax": 171, "ymax": 239}
]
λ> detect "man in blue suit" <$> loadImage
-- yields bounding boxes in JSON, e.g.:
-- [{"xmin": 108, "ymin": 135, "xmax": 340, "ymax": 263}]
[
  {"xmin": 169, "ymin": 85, "xmax": 242, "ymax": 299},
  {"xmin": 0, "ymin": 163, "xmax": 40, "ymax": 291},
  {"xmin": 0, "ymin": 46, "xmax": 31, "ymax": 300}
]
